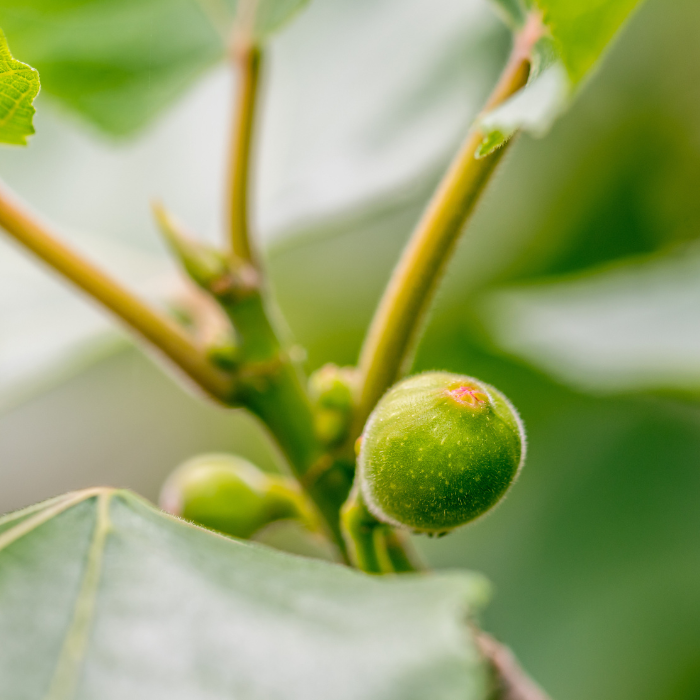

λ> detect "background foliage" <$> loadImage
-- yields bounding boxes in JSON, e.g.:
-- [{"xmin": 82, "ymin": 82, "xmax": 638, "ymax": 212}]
[{"xmin": 0, "ymin": 0, "xmax": 699, "ymax": 698}]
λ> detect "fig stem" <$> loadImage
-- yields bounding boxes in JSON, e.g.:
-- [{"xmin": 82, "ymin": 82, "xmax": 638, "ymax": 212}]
[
  {"xmin": 0, "ymin": 183, "xmax": 235, "ymax": 404},
  {"xmin": 227, "ymin": 41, "xmax": 262, "ymax": 268},
  {"xmin": 353, "ymin": 13, "xmax": 542, "ymax": 440},
  {"xmin": 383, "ymin": 529, "xmax": 423, "ymax": 573},
  {"xmin": 216, "ymin": 291, "xmax": 354, "ymax": 560},
  {"xmin": 341, "ymin": 486, "xmax": 390, "ymax": 573},
  {"xmin": 341, "ymin": 486, "xmax": 423, "ymax": 573}
]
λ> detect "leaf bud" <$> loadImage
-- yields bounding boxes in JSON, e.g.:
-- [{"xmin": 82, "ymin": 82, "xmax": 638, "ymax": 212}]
[
  {"xmin": 152, "ymin": 202, "xmax": 258, "ymax": 302},
  {"xmin": 358, "ymin": 372, "xmax": 526, "ymax": 534}
]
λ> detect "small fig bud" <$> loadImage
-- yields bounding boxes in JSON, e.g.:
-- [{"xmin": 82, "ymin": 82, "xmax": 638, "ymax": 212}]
[
  {"xmin": 358, "ymin": 372, "xmax": 525, "ymax": 534},
  {"xmin": 160, "ymin": 454, "xmax": 315, "ymax": 539},
  {"xmin": 308, "ymin": 364, "xmax": 357, "ymax": 447}
]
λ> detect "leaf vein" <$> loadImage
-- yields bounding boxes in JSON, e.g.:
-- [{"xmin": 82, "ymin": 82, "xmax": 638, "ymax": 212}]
[
  {"xmin": 0, "ymin": 490, "xmax": 101, "ymax": 552},
  {"xmin": 44, "ymin": 491, "xmax": 113, "ymax": 700}
]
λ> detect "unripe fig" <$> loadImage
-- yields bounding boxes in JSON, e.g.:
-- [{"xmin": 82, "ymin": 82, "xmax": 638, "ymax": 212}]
[
  {"xmin": 308, "ymin": 364, "xmax": 357, "ymax": 447},
  {"xmin": 358, "ymin": 372, "xmax": 525, "ymax": 534},
  {"xmin": 160, "ymin": 454, "xmax": 315, "ymax": 539}
]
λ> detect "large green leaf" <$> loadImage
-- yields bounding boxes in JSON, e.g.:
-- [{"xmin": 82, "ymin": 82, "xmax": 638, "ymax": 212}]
[
  {"xmin": 0, "ymin": 0, "xmax": 309, "ymax": 135},
  {"xmin": 0, "ymin": 29, "xmax": 39, "ymax": 145},
  {"xmin": 0, "ymin": 488, "xmax": 491, "ymax": 700},
  {"xmin": 478, "ymin": 0, "xmax": 644, "ymax": 155},
  {"xmin": 536, "ymin": 0, "xmax": 643, "ymax": 84}
]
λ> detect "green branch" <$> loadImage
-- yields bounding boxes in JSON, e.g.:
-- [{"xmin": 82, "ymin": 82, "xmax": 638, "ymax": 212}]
[
  {"xmin": 221, "ymin": 31, "xmax": 357, "ymax": 555},
  {"xmin": 154, "ymin": 200, "xmax": 354, "ymax": 559},
  {"xmin": 0, "ymin": 183, "xmax": 234, "ymax": 403},
  {"xmin": 341, "ymin": 486, "xmax": 423, "ymax": 574},
  {"xmin": 340, "ymin": 486, "xmax": 392, "ymax": 574},
  {"xmin": 227, "ymin": 41, "xmax": 263, "ymax": 267},
  {"xmin": 352, "ymin": 17, "xmax": 542, "ymax": 438}
]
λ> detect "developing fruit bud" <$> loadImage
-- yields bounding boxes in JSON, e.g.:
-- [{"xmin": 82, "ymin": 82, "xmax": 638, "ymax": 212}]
[
  {"xmin": 358, "ymin": 372, "xmax": 525, "ymax": 534},
  {"xmin": 308, "ymin": 364, "xmax": 357, "ymax": 447},
  {"xmin": 160, "ymin": 454, "xmax": 315, "ymax": 539}
]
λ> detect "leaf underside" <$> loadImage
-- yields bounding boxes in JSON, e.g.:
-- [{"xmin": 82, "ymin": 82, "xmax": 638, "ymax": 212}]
[
  {"xmin": 0, "ymin": 28, "xmax": 39, "ymax": 145},
  {"xmin": 0, "ymin": 489, "xmax": 491, "ymax": 700}
]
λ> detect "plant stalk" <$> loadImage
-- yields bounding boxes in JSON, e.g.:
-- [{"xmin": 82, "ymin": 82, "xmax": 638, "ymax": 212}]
[
  {"xmin": 0, "ymin": 184, "xmax": 234, "ymax": 403},
  {"xmin": 218, "ymin": 292, "xmax": 354, "ymax": 558},
  {"xmin": 340, "ymin": 486, "xmax": 392, "ymax": 574},
  {"xmin": 222, "ymin": 28, "xmax": 359, "ymax": 557},
  {"xmin": 227, "ymin": 42, "xmax": 262, "ymax": 267},
  {"xmin": 154, "ymin": 202, "xmax": 353, "ymax": 556},
  {"xmin": 353, "ymin": 23, "xmax": 537, "ymax": 437}
]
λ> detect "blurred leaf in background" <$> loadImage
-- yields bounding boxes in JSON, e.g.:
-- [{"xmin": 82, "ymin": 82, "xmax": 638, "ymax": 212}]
[
  {"xmin": 0, "ymin": 0, "xmax": 227, "ymax": 135},
  {"xmin": 0, "ymin": 0, "xmax": 310, "ymax": 135},
  {"xmin": 480, "ymin": 246, "xmax": 700, "ymax": 395},
  {"xmin": 536, "ymin": 0, "xmax": 642, "ymax": 84}
]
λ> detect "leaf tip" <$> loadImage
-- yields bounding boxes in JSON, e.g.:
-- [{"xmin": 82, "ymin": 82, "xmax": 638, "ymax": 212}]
[{"xmin": 475, "ymin": 129, "xmax": 511, "ymax": 159}]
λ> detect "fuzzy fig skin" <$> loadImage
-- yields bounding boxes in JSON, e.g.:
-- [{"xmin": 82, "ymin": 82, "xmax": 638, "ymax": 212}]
[{"xmin": 358, "ymin": 372, "xmax": 525, "ymax": 534}]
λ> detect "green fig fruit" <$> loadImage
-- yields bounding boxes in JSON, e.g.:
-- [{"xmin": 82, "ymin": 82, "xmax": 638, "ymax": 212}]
[
  {"xmin": 308, "ymin": 364, "xmax": 357, "ymax": 447},
  {"xmin": 160, "ymin": 454, "xmax": 315, "ymax": 539},
  {"xmin": 358, "ymin": 372, "xmax": 526, "ymax": 534}
]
